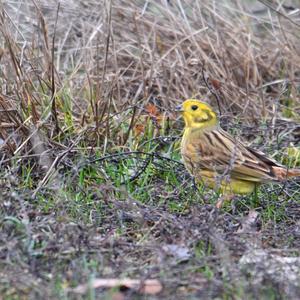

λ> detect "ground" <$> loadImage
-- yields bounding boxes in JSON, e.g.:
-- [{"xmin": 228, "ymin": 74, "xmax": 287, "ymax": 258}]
[{"xmin": 1, "ymin": 1, "xmax": 300, "ymax": 299}]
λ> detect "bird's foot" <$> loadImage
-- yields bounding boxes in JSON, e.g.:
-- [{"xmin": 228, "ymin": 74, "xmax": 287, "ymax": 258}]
[{"xmin": 216, "ymin": 194, "xmax": 235, "ymax": 209}]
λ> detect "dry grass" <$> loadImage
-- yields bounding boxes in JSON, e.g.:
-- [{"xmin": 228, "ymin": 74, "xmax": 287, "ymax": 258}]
[
  {"xmin": 1, "ymin": 0, "xmax": 300, "ymax": 148},
  {"xmin": 1, "ymin": 0, "xmax": 300, "ymax": 299}
]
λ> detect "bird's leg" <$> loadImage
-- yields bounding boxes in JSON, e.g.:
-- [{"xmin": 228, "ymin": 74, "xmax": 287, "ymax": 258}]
[{"xmin": 216, "ymin": 194, "xmax": 235, "ymax": 209}]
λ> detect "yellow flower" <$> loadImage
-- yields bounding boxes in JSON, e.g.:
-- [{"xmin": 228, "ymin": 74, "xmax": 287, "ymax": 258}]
[{"xmin": 178, "ymin": 99, "xmax": 300, "ymax": 207}]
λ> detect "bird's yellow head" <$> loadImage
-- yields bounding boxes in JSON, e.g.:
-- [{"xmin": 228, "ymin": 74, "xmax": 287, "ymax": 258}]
[{"xmin": 177, "ymin": 99, "xmax": 218, "ymax": 129}]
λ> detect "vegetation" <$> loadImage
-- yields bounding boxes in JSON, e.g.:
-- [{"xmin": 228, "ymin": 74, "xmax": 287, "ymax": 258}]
[{"xmin": 1, "ymin": 0, "xmax": 300, "ymax": 299}]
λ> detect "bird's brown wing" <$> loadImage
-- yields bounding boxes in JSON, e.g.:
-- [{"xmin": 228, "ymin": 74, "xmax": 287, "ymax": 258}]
[{"xmin": 189, "ymin": 128, "xmax": 282, "ymax": 183}]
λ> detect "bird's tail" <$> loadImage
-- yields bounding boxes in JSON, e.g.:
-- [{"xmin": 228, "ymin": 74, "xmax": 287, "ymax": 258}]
[
  {"xmin": 287, "ymin": 168, "xmax": 300, "ymax": 178},
  {"xmin": 273, "ymin": 166, "xmax": 300, "ymax": 180}
]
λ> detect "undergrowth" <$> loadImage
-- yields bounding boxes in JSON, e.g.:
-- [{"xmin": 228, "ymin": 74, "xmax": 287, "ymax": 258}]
[{"xmin": 1, "ymin": 0, "xmax": 300, "ymax": 299}]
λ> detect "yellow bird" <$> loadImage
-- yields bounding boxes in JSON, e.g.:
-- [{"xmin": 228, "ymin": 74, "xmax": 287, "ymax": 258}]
[{"xmin": 177, "ymin": 99, "xmax": 300, "ymax": 207}]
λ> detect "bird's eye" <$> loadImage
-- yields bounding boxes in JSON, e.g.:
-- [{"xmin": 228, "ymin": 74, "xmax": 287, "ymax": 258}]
[{"xmin": 191, "ymin": 105, "xmax": 198, "ymax": 111}]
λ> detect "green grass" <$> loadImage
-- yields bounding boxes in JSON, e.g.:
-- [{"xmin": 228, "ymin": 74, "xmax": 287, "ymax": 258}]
[
  {"xmin": 2, "ymin": 116, "xmax": 300, "ymax": 299},
  {"xmin": 5, "ymin": 124, "xmax": 296, "ymax": 299},
  {"xmin": 8, "ymin": 121, "xmax": 300, "ymax": 226},
  {"xmin": 1, "ymin": 0, "xmax": 300, "ymax": 298}
]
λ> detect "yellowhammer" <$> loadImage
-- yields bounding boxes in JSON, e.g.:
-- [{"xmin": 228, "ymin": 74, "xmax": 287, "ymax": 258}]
[{"xmin": 177, "ymin": 99, "xmax": 300, "ymax": 207}]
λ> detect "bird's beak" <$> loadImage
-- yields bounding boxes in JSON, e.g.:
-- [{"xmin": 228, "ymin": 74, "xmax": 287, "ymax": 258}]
[{"xmin": 175, "ymin": 104, "xmax": 184, "ymax": 112}]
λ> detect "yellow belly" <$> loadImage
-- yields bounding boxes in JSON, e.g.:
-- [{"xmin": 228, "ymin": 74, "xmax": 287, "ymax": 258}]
[{"xmin": 194, "ymin": 170, "xmax": 257, "ymax": 195}]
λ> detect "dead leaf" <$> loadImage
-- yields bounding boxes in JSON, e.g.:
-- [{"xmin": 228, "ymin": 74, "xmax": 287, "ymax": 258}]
[
  {"xmin": 111, "ymin": 291, "xmax": 125, "ymax": 300},
  {"xmin": 139, "ymin": 279, "xmax": 163, "ymax": 294},
  {"xmin": 210, "ymin": 78, "xmax": 221, "ymax": 90},
  {"xmin": 133, "ymin": 123, "xmax": 145, "ymax": 136},
  {"xmin": 71, "ymin": 278, "xmax": 163, "ymax": 295},
  {"xmin": 145, "ymin": 103, "xmax": 160, "ymax": 118},
  {"xmin": 240, "ymin": 249, "xmax": 300, "ymax": 294},
  {"xmin": 162, "ymin": 244, "xmax": 191, "ymax": 261},
  {"xmin": 237, "ymin": 210, "xmax": 260, "ymax": 233}
]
